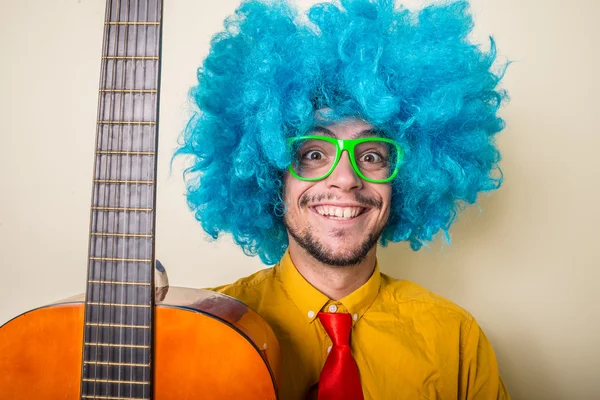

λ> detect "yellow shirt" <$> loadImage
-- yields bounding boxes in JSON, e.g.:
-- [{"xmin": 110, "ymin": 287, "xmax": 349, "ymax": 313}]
[{"xmin": 212, "ymin": 251, "xmax": 509, "ymax": 400}]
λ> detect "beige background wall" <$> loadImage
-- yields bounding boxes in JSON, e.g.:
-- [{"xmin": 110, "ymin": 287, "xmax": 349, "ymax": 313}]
[{"xmin": 1, "ymin": 0, "xmax": 598, "ymax": 398}]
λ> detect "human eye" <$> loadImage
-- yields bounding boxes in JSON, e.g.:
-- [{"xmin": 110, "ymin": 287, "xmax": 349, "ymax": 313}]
[
  {"xmin": 302, "ymin": 149, "xmax": 326, "ymax": 161},
  {"xmin": 359, "ymin": 151, "xmax": 386, "ymax": 164}
]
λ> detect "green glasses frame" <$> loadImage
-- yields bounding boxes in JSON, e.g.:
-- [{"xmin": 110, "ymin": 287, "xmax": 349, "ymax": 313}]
[{"xmin": 287, "ymin": 135, "xmax": 404, "ymax": 183}]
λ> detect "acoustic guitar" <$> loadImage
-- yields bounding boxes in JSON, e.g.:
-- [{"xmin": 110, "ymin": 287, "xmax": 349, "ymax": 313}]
[{"xmin": 0, "ymin": 1, "xmax": 281, "ymax": 398}]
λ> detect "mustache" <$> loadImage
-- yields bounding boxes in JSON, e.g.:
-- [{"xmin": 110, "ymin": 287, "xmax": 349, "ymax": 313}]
[{"xmin": 299, "ymin": 192, "xmax": 383, "ymax": 209}]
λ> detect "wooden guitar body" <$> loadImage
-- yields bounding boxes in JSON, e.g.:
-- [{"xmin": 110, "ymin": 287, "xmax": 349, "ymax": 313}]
[{"xmin": 0, "ymin": 288, "xmax": 281, "ymax": 399}]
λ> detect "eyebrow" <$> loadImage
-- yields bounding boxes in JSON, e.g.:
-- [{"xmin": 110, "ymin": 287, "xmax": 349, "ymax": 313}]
[
  {"xmin": 312, "ymin": 126, "xmax": 380, "ymax": 139},
  {"xmin": 312, "ymin": 126, "xmax": 335, "ymax": 137}
]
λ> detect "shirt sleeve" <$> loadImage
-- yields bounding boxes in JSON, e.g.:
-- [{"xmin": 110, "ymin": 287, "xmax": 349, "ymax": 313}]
[{"xmin": 459, "ymin": 318, "xmax": 510, "ymax": 400}]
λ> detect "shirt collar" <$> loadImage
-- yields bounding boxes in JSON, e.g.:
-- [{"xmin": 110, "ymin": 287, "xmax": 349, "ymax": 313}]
[
  {"xmin": 279, "ymin": 250, "xmax": 329, "ymax": 323},
  {"xmin": 338, "ymin": 260, "xmax": 381, "ymax": 325},
  {"xmin": 278, "ymin": 250, "xmax": 381, "ymax": 324}
]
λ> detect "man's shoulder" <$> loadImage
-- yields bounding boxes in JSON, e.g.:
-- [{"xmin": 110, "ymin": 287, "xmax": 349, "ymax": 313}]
[
  {"xmin": 379, "ymin": 273, "xmax": 474, "ymax": 323},
  {"xmin": 210, "ymin": 266, "xmax": 278, "ymax": 298}
]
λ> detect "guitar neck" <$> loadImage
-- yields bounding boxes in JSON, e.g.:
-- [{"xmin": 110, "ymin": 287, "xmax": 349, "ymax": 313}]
[{"xmin": 82, "ymin": 0, "xmax": 163, "ymax": 398}]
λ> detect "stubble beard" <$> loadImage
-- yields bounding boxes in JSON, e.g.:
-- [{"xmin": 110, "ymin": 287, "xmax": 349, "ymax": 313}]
[{"xmin": 284, "ymin": 217, "xmax": 384, "ymax": 267}]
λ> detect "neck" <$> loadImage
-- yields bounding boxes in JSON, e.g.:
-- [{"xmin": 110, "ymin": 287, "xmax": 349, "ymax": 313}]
[{"xmin": 287, "ymin": 241, "xmax": 377, "ymax": 300}]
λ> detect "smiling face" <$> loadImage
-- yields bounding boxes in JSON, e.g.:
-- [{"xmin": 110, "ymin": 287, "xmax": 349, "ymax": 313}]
[{"xmin": 283, "ymin": 118, "xmax": 392, "ymax": 267}]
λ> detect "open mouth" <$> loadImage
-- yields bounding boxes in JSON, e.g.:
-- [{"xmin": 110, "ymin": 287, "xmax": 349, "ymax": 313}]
[{"xmin": 311, "ymin": 205, "xmax": 367, "ymax": 221}]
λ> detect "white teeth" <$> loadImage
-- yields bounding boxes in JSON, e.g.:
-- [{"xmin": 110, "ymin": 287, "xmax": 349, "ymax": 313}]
[{"xmin": 314, "ymin": 206, "xmax": 364, "ymax": 220}]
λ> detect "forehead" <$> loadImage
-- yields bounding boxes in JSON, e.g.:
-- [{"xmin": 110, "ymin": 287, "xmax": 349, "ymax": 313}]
[{"xmin": 311, "ymin": 117, "xmax": 378, "ymax": 140}]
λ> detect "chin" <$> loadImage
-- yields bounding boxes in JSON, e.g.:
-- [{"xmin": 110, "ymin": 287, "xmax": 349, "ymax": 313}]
[{"xmin": 292, "ymin": 228, "xmax": 379, "ymax": 267}]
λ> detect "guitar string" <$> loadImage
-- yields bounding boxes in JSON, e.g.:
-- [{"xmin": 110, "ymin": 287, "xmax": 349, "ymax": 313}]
[
  {"xmin": 88, "ymin": 0, "xmax": 113, "ymax": 396},
  {"xmin": 133, "ymin": 0, "xmax": 145, "ymax": 378},
  {"xmin": 131, "ymin": 1, "xmax": 156, "ymax": 392},
  {"xmin": 121, "ymin": 0, "xmax": 154, "ymax": 392},
  {"xmin": 126, "ymin": 0, "xmax": 142, "ymax": 391},
  {"xmin": 140, "ymin": 0, "xmax": 160, "ymax": 392},
  {"xmin": 100, "ymin": 0, "xmax": 127, "ymax": 396},
  {"xmin": 112, "ymin": 0, "xmax": 133, "ymax": 396},
  {"xmin": 107, "ymin": 0, "xmax": 127, "ymax": 396},
  {"xmin": 92, "ymin": 0, "xmax": 122, "ymax": 397}
]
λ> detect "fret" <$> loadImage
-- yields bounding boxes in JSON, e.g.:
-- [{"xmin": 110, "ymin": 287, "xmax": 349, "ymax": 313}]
[
  {"xmin": 86, "ymin": 285, "xmax": 152, "ymax": 304},
  {"xmin": 97, "ymin": 94, "xmax": 157, "ymax": 124},
  {"xmin": 82, "ymin": 396, "xmax": 149, "ymax": 400},
  {"xmin": 90, "ymin": 257, "xmax": 152, "ymax": 263},
  {"xmin": 102, "ymin": 56, "xmax": 159, "ymax": 60},
  {"xmin": 91, "ymin": 233, "xmax": 152, "ymax": 238},
  {"xmin": 88, "ymin": 280, "xmax": 151, "ymax": 286},
  {"xmin": 85, "ymin": 342, "xmax": 149, "ymax": 348},
  {"xmin": 96, "ymin": 151, "xmax": 155, "ymax": 155},
  {"xmin": 103, "ymin": 15, "xmax": 160, "ymax": 57},
  {"xmin": 81, "ymin": 362, "xmax": 152, "ymax": 391},
  {"xmin": 100, "ymin": 89, "xmax": 157, "ymax": 93},
  {"xmin": 81, "ymin": 380, "xmax": 150, "ymax": 399},
  {"xmin": 93, "ymin": 170, "xmax": 155, "ymax": 181},
  {"xmin": 93, "ymin": 179, "xmax": 154, "ymax": 184},
  {"xmin": 94, "ymin": 173, "xmax": 155, "ymax": 183},
  {"xmin": 106, "ymin": 21, "xmax": 160, "ymax": 25},
  {"xmin": 87, "ymin": 273, "xmax": 153, "ymax": 288},
  {"xmin": 90, "ymin": 230, "xmax": 153, "ymax": 240},
  {"xmin": 86, "ymin": 323, "xmax": 150, "ymax": 328},
  {"xmin": 84, "ymin": 361, "xmax": 150, "ymax": 366},
  {"xmin": 87, "ymin": 258, "xmax": 153, "ymax": 273},
  {"xmin": 84, "ymin": 325, "xmax": 151, "ymax": 349},
  {"xmin": 88, "ymin": 302, "xmax": 151, "ymax": 308},
  {"xmin": 92, "ymin": 207, "xmax": 153, "ymax": 212},
  {"xmin": 87, "ymin": 276, "xmax": 152, "ymax": 289},
  {"xmin": 82, "ymin": 343, "xmax": 151, "ymax": 370},
  {"xmin": 98, "ymin": 121, "xmax": 156, "ymax": 125},
  {"xmin": 89, "ymin": 238, "xmax": 153, "ymax": 265},
  {"xmin": 83, "ymin": 379, "xmax": 149, "ymax": 385},
  {"xmin": 81, "ymin": 364, "xmax": 152, "ymax": 388}
]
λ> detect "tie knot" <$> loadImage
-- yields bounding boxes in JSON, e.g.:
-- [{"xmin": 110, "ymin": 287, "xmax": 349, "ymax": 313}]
[{"xmin": 318, "ymin": 312, "xmax": 352, "ymax": 346}]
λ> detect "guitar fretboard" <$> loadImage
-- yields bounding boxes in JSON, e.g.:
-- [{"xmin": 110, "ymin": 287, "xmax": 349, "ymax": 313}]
[{"xmin": 82, "ymin": 0, "xmax": 162, "ymax": 398}]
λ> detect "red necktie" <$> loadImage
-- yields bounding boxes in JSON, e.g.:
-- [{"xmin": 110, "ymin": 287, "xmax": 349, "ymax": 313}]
[{"xmin": 317, "ymin": 312, "xmax": 364, "ymax": 400}]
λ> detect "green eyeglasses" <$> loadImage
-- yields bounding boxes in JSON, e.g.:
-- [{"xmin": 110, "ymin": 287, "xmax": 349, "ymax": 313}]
[{"xmin": 287, "ymin": 135, "xmax": 404, "ymax": 183}]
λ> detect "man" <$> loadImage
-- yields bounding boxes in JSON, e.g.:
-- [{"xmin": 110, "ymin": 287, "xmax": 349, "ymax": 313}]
[{"xmin": 179, "ymin": 0, "xmax": 509, "ymax": 398}]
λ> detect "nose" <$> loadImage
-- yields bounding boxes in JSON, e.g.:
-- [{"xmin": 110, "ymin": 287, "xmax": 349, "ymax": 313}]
[{"xmin": 325, "ymin": 150, "xmax": 363, "ymax": 191}]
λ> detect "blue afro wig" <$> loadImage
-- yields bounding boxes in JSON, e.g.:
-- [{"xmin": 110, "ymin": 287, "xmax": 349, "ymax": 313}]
[{"xmin": 177, "ymin": 0, "xmax": 508, "ymax": 265}]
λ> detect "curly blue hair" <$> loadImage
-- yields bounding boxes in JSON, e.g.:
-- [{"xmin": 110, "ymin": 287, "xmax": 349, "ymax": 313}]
[{"xmin": 177, "ymin": 0, "xmax": 508, "ymax": 265}]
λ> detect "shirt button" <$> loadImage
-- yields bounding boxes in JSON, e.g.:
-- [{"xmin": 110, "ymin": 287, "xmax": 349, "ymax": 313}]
[
  {"xmin": 308, "ymin": 310, "xmax": 315, "ymax": 319},
  {"xmin": 353, "ymin": 313, "xmax": 358, "ymax": 321},
  {"xmin": 328, "ymin": 304, "xmax": 338, "ymax": 313}
]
